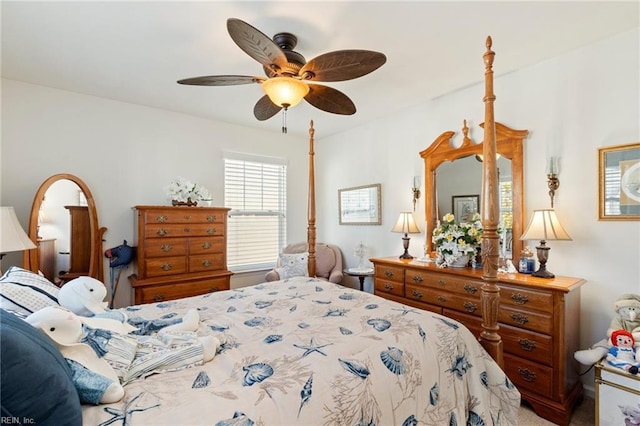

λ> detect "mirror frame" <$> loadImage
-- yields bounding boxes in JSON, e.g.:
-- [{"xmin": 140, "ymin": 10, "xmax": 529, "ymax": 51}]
[
  {"xmin": 23, "ymin": 173, "xmax": 107, "ymax": 282},
  {"xmin": 420, "ymin": 121, "xmax": 528, "ymax": 258}
]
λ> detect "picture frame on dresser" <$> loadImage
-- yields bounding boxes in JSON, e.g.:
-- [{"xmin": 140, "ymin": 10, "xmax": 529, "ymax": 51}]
[
  {"xmin": 598, "ymin": 142, "xmax": 640, "ymax": 220},
  {"xmin": 452, "ymin": 194, "xmax": 479, "ymax": 223}
]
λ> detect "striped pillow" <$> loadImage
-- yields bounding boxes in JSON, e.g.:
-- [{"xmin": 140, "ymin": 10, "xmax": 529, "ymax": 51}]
[{"xmin": 0, "ymin": 266, "xmax": 60, "ymax": 315}]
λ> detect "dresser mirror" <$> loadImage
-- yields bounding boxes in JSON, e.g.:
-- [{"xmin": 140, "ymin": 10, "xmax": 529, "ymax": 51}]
[
  {"xmin": 23, "ymin": 174, "xmax": 106, "ymax": 283},
  {"xmin": 420, "ymin": 121, "xmax": 528, "ymax": 259}
]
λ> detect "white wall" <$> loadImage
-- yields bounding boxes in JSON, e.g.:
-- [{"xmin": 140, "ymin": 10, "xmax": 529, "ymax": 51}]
[
  {"xmin": 317, "ymin": 28, "xmax": 640, "ymax": 394},
  {"xmin": 2, "ymin": 28, "xmax": 639, "ymax": 395},
  {"xmin": 0, "ymin": 81, "xmax": 311, "ymax": 306}
]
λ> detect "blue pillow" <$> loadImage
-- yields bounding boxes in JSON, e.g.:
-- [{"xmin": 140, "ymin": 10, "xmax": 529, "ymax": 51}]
[{"xmin": 0, "ymin": 309, "xmax": 82, "ymax": 425}]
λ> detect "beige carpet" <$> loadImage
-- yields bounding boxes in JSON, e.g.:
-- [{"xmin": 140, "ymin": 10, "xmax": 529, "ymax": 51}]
[{"xmin": 518, "ymin": 397, "xmax": 595, "ymax": 425}]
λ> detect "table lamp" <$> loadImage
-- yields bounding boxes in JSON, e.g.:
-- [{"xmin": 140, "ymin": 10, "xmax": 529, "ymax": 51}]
[
  {"xmin": 391, "ymin": 212, "xmax": 421, "ymax": 259},
  {"xmin": 1, "ymin": 207, "xmax": 37, "ymax": 270},
  {"xmin": 520, "ymin": 209, "xmax": 571, "ymax": 278}
]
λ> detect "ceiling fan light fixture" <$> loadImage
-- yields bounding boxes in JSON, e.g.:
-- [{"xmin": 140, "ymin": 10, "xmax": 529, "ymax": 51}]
[{"xmin": 262, "ymin": 77, "xmax": 309, "ymax": 109}]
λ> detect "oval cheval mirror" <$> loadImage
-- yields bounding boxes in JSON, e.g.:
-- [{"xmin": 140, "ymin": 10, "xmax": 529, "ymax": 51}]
[{"xmin": 23, "ymin": 173, "xmax": 107, "ymax": 285}]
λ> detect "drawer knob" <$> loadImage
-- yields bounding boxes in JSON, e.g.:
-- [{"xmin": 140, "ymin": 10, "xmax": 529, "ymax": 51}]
[
  {"xmin": 518, "ymin": 367, "xmax": 537, "ymax": 382},
  {"xmin": 437, "ymin": 279, "xmax": 446, "ymax": 286},
  {"xmin": 384, "ymin": 270, "xmax": 394, "ymax": 278},
  {"xmin": 412, "ymin": 275, "xmax": 423, "ymax": 283},
  {"xmin": 519, "ymin": 338, "xmax": 537, "ymax": 351},
  {"xmin": 207, "ymin": 215, "xmax": 216, "ymax": 223},
  {"xmin": 156, "ymin": 229, "xmax": 168, "ymax": 237},
  {"xmin": 437, "ymin": 295, "xmax": 446, "ymax": 303},
  {"xmin": 183, "ymin": 215, "xmax": 192, "ymax": 220},
  {"xmin": 209, "ymin": 287, "xmax": 219, "ymax": 293},
  {"xmin": 160, "ymin": 244, "xmax": 173, "ymax": 252},
  {"xmin": 463, "ymin": 283, "xmax": 478, "ymax": 294},
  {"xmin": 153, "ymin": 294, "xmax": 165, "ymax": 302},
  {"xmin": 184, "ymin": 227, "xmax": 191, "ymax": 233},
  {"xmin": 201, "ymin": 260, "xmax": 212, "ymax": 267},
  {"xmin": 155, "ymin": 215, "xmax": 168, "ymax": 223},
  {"xmin": 207, "ymin": 228, "xmax": 217, "ymax": 235},
  {"xmin": 201, "ymin": 242, "xmax": 212, "ymax": 249},
  {"xmin": 511, "ymin": 293, "xmax": 529, "ymax": 304},
  {"xmin": 384, "ymin": 283, "xmax": 394, "ymax": 291},
  {"xmin": 463, "ymin": 302, "xmax": 477, "ymax": 313},
  {"xmin": 510, "ymin": 313, "xmax": 529, "ymax": 325},
  {"xmin": 160, "ymin": 263, "xmax": 173, "ymax": 271},
  {"xmin": 412, "ymin": 289, "xmax": 424, "ymax": 299}
]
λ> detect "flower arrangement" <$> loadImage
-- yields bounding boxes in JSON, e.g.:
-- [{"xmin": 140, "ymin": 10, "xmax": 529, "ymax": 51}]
[
  {"xmin": 432, "ymin": 212, "xmax": 483, "ymax": 268},
  {"xmin": 165, "ymin": 177, "xmax": 211, "ymax": 205}
]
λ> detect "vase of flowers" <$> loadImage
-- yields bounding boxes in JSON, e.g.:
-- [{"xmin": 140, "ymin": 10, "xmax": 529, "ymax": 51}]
[
  {"xmin": 432, "ymin": 212, "xmax": 483, "ymax": 268},
  {"xmin": 165, "ymin": 177, "xmax": 211, "ymax": 206}
]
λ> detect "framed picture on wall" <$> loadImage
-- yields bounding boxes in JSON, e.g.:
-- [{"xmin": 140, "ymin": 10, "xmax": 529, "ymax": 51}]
[
  {"xmin": 598, "ymin": 142, "xmax": 640, "ymax": 220},
  {"xmin": 452, "ymin": 195, "xmax": 479, "ymax": 223},
  {"xmin": 338, "ymin": 183, "xmax": 382, "ymax": 225}
]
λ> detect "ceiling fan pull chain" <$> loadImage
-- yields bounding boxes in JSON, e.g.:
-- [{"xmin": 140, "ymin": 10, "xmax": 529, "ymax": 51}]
[{"xmin": 281, "ymin": 107, "xmax": 288, "ymax": 134}]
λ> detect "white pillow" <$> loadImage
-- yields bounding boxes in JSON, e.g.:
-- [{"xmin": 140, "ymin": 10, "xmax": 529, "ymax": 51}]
[
  {"xmin": 276, "ymin": 252, "xmax": 309, "ymax": 279},
  {"xmin": 0, "ymin": 266, "xmax": 60, "ymax": 315}
]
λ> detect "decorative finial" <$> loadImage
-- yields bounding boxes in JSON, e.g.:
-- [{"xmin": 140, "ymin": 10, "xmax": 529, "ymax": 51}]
[
  {"xmin": 486, "ymin": 36, "xmax": 492, "ymax": 49},
  {"xmin": 309, "ymin": 120, "xmax": 314, "ymax": 137},
  {"xmin": 462, "ymin": 119, "xmax": 470, "ymax": 145}
]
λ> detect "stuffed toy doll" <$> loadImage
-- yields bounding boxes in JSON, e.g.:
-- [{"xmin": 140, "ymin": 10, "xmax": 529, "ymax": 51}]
[
  {"xmin": 574, "ymin": 293, "xmax": 640, "ymax": 366},
  {"xmin": 606, "ymin": 329, "xmax": 640, "ymax": 375},
  {"xmin": 59, "ymin": 276, "xmax": 189, "ymax": 335},
  {"xmin": 26, "ymin": 306, "xmax": 219, "ymax": 404},
  {"xmin": 25, "ymin": 306, "xmax": 125, "ymax": 404}
]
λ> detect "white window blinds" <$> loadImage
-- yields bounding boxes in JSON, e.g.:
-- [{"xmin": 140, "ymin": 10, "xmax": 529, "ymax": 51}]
[{"xmin": 224, "ymin": 152, "xmax": 287, "ymax": 272}]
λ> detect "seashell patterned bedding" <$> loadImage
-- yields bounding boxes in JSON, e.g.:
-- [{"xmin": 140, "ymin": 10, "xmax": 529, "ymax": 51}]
[{"xmin": 81, "ymin": 277, "xmax": 520, "ymax": 425}]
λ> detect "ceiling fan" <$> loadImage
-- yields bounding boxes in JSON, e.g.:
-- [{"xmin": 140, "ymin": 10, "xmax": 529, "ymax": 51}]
[{"xmin": 178, "ymin": 18, "xmax": 386, "ymax": 132}]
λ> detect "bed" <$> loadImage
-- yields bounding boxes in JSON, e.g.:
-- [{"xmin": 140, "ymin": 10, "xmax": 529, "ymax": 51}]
[{"xmin": 1, "ymin": 37, "xmax": 518, "ymax": 425}]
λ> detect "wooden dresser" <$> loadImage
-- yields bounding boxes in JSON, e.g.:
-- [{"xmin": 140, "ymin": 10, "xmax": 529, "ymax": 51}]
[
  {"xmin": 129, "ymin": 206, "xmax": 232, "ymax": 304},
  {"xmin": 370, "ymin": 256, "xmax": 586, "ymax": 426}
]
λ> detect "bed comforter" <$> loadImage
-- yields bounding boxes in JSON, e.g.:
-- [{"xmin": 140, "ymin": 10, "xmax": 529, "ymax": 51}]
[{"xmin": 82, "ymin": 277, "xmax": 520, "ymax": 425}]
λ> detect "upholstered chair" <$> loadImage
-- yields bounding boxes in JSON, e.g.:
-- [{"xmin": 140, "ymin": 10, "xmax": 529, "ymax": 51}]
[{"xmin": 264, "ymin": 242, "xmax": 343, "ymax": 283}]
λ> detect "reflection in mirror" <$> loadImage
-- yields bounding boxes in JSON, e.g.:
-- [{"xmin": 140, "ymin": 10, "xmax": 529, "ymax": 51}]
[
  {"xmin": 24, "ymin": 174, "xmax": 106, "ymax": 285},
  {"xmin": 421, "ymin": 121, "xmax": 528, "ymax": 260},
  {"xmin": 437, "ymin": 155, "xmax": 514, "ymax": 257}
]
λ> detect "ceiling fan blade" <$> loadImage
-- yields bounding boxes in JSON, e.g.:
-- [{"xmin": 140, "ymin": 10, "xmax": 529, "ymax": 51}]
[
  {"xmin": 299, "ymin": 50, "xmax": 386, "ymax": 82},
  {"xmin": 227, "ymin": 18, "xmax": 288, "ymax": 72},
  {"xmin": 254, "ymin": 95, "xmax": 282, "ymax": 121},
  {"xmin": 177, "ymin": 75, "xmax": 264, "ymax": 86},
  {"xmin": 304, "ymin": 84, "xmax": 356, "ymax": 115}
]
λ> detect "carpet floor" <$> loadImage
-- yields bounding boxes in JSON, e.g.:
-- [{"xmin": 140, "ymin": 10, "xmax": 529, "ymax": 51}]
[{"xmin": 518, "ymin": 396, "xmax": 595, "ymax": 425}]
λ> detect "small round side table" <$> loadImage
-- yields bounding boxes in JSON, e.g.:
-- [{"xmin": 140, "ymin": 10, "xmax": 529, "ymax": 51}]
[{"xmin": 344, "ymin": 267, "xmax": 374, "ymax": 291}]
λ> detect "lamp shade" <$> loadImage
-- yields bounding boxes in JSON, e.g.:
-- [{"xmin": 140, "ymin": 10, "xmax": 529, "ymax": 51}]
[
  {"xmin": 520, "ymin": 209, "xmax": 572, "ymax": 241},
  {"xmin": 1, "ymin": 206, "xmax": 36, "ymax": 253},
  {"xmin": 391, "ymin": 212, "xmax": 421, "ymax": 234},
  {"xmin": 262, "ymin": 77, "xmax": 310, "ymax": 108}
]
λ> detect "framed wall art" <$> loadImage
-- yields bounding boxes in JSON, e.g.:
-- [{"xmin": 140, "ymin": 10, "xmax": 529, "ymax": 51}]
[
  {"xmin": 598, "ymin": 142, "xmax": 640, "ymax": 220},
  {"xmin": 338, "ymin": 183, "xmax": 381, "ymax": 225},
  {"xmin": 452, "ymin": 194, "xmax": 479, "ymax": 223}
]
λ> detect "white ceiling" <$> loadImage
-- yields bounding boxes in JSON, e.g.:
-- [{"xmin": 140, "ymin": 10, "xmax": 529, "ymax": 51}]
[{"xmin": 2, "ymin": 1, "xmax": 638, "ymax": 138}]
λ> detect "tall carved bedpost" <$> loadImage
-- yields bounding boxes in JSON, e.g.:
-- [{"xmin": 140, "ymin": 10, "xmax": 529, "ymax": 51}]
[
  {"xmin": 479, "ymin": 36, "xmax": 503, "ymax": 366},
  {"xmin": 307, "ymin": 120, "xmax": 317, "ymax": 278}
]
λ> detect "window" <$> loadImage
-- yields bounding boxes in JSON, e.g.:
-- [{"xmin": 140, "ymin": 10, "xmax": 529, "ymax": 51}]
[{"xmin": 224, "ymin": 152, "xmax": 287, "ymax": 272}]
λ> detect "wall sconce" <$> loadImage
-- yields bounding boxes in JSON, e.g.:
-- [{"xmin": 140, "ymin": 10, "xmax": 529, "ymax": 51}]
[
  {"xmin": 546, "ymin": 156, "xmax": 560, "ymax": 207},
  {"xmin": 412, "ymin": 176, "xmax": 421, "ymax": 211}
]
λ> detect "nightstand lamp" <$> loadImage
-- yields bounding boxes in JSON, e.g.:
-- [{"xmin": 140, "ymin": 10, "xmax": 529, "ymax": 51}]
[
  {"xmin": 520, "ymin": 209, "xmax": 571, "ymax": 278},
  {"xmin": 1, "ymin": 206, "xmax": 37, "ymax": 269},
  {"xmin": 391, "ymin": 212, "xmax": 420, "ymax": 259}
]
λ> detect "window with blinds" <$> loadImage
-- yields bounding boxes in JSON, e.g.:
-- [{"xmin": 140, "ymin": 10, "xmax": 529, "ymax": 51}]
[
  {"xmin": 603, "ymin": 166, "xmax": 621, "ymax": 215},
  {"xmin": 224, "ymin": 152, "xmax": 287, "ymax": 272}
]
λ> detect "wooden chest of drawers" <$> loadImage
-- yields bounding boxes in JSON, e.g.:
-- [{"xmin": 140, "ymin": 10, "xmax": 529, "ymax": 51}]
[
  {"xmin": 129, "ymin": 206, "xmax": 232, "ymax": 304},
  {"xmin": 371, "ymin": 256, "xmax": 586, "ymax": 426}
]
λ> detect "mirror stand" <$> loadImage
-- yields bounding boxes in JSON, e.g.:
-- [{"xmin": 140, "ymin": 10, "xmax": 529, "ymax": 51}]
[{"xmin": 24, "ymin": 173, "xmax": 106, "ymax": 284}]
